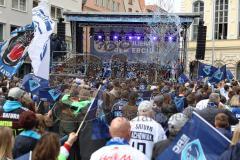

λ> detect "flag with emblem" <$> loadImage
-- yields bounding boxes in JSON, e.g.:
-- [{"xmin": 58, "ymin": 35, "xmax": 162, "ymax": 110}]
[
  {"xmin": 208, "ymin": 65, "xmax": 227, "ymax": 84},
  {"xmin": 198, "ymin": 62, "xmax": 218, "ymax": 78},
  {"xmin": 226, "ymin": 69, "xmax": 234, "ymax": 80},
  {"xmin": 178, "ymin": 74, "xmax": 189, "ymax": 84},
  {"xmin": 157, "ymin": 112, "xmax": 231, "ymax": 160},
  {"xmin": 21, "ymin": 73, "xmax": 49, "ymax": 95},
  {"xmin": 38, "ymin": 86, "xmax": 62, "ymax": 102},
  {"xmin": 0, "ymin": 24, "xmax": 34, "ymax": 78}
]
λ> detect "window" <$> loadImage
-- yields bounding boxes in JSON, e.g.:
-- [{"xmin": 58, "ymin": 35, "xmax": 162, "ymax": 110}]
[
  {"xmin": 112, "ymin": 1, "xmax": 115, "ymax": 11},
  {"xmin": 129, "ymin": 0, "xmax": 133, "ymax": 5},
  {"xmin": 192, "ymin": 1, "xmax": 204, "ymax": 40},
  {"xmin": 51, "ymin": 6, "xmax": 62, "ymax": 19},
  {"xmin": 117, "ymin": 2, "xmax": 120, "ymax": 11},
  {"xmin": 12, "ymin": 0, "xmax": 27, "ymax": 11},
  {"xmin": 33, "ymin": 1, "xmax": 38, "ymax": 8},
  {"xmin": 0, "ymin": 0, "xmax": 5, "ymax": 6},
  {"xmin": 0, "ymin": 24, "xmax": 3, "ymax": 42},
  {"xmin": 128, "ymin": 8, "xmax": 132, "ymax": 12},
  {"xmin": 215, "ymin": 0, "xmax": 228, "ymax": 40}
]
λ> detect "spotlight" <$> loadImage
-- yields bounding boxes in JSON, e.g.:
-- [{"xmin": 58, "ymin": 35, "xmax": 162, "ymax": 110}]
[
  {"xmin": 129, "ymin": 36, "xmax": 133, "ymax": 40},
  {"xmin": 153, "ymin": 36, "xmax": 157, "ymax": 41},
  {"xmin": 114, "ymin": 35, "xmax": 118, "ymax": 40},
  {"xmin": 168, "ymin": 36, "xmax": 173, "ymax": 41},
  {"xmin": 98, "ymin": 35, "xmax": 103, "ymax": 40},
  {"xmin": 137, "ymin": 36, "xmax": 141, "ymax": 40}
]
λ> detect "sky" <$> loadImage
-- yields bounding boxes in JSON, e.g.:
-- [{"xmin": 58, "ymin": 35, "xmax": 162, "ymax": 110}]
[{"xmin": 145, "ymin": 0, "xmax": 182, "ymax": 13}]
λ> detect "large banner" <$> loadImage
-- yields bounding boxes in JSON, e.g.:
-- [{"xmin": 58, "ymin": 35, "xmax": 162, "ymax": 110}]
[
  {"xmin": 0, "ymin": 24, "xmax": 33, "ymax": 78},
  {"xmin": 90, "ymin": 36, "xmax": 179, "ymax": 65},
  {"xmin": 157, "ymin": 112, "xmax": 231, "ymax": 160},
  {"xmin": 28, "ymin": 0, "xmax": 54, "ymax": 80}
]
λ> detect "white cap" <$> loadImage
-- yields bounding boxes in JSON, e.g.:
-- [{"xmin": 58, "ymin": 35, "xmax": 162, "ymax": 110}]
[
  {"xmin": 168, "ymin": 113, "xmax": 188, "ymax": 132},
  {"xmin": 150, "ymin": 85, "xmax": 158, "ymax": 91},
  {"xmin": 184, "ymin": 82, "xmax": 190, "ymax": 88},
  {"xmin": 138, "ymin": 101, "xmax": 153, "ymax": 112},
  {"xmin": 8, "ymin": 87, "xmax": 25, "ymax": 99}
]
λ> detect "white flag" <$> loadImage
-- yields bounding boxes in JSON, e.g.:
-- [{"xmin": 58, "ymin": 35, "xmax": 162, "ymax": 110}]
[{"xmin": 28, "ymin": 0, "xmax": 54, "ymax": 80}]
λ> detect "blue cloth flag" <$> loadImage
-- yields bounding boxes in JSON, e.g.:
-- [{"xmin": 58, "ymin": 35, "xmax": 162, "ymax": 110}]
[
  {"xmin": 226, "ymin": 69, "xmax": 234, "ymax": 80},
  {"xmin": 178, "ymin": 74, "xmax": 189, "ymax": 84},
  {"xmin": 126, "ymin": 71, "xmax": 136, "ymax": 79},
  {"xmin": 209, "ymin": 65, "xmax": 227, "ymax": 84},
  {"xmin": 21, "ymin": 73, "xmax": 49, "ymax": 95},
  {"xmin": 198, "ymin": 62, "xmax": 218, "ymax": 78},
  {"xmin": 157, "ymin": 112, "xmax": 231, "ymax": 160},
  {"xmin": 87, "ymin": 86, "xmax": 110, "ymax": 140},
  {"xmin": 0, "ymin": 24, "xmax": 34, "ymax": 78},
  {"xmin": 38, "ymin": 86, "xmax": 62, "ymax": 102}
]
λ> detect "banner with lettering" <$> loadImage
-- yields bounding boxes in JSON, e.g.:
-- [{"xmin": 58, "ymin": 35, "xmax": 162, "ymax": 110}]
[
  {"xmin": 90, "ymin": 29, "xmax": 179, "ymax": 65},
  {"xmin": 157, "ymin": 112, "xmax": 231, "ymax": 160}
]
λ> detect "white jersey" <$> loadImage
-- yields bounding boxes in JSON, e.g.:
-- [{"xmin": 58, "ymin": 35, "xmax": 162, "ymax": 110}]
[
  {"xmin": 90, "ymin": 144, "xmax": 149, "ymax": 160},
  {"xmin": 129, "ymin": 116, "xmax": 167, "ymax": 159}
]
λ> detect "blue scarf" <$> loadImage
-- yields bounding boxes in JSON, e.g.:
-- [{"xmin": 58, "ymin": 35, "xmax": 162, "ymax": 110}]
[
  {"xmin": 106, "ymin": 137, "xmax": 129, "ymax": 146},
  {"xmin": 20, "ymin": 130, "xmax": 41, "ymax": 140}
]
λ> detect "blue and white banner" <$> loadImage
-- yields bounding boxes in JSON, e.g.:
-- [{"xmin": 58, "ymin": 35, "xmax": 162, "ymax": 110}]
[
  {"xmin": 28, "ymin": 0, "xmax": 54, "ymax": 80},
  {"xmin": 157, "ymin": 112, "xmax": 231, "ymax": 160},
  {"xmin": 0, "ymin": 24, "xmax": 34, "ymax": 78},
  {"xmin": 178, "ymin": 73, "xmax": 189, "ymax": 84},
  {"xmin": 209, "ymin": 65, "xmax": 227, "ymax": 84},
  {"xmin": 21, "ymin": 73, "xmax": 49, "ymax": 95},
  {"xmin": 38, "ymin": 86, "xmax": 62, "ymax": 102},
  {"xmin": 226, "ymin": 69, "xmax": 234, "ymax": 80},
  {"xmin": 198, "ymin": 62, "xmax": 218, "ymax": 78}
]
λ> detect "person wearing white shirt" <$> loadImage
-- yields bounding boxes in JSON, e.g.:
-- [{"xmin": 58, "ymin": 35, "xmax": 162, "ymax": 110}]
[
  {"xmin": 130, "ymin": 101, "xmax": 167, "ymax": 159},
  {"xmin": 90, "ymin": 117, "xmax": 148, "ymax": 160}
]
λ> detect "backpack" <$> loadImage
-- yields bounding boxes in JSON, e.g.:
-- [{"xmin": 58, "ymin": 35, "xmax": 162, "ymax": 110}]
[{"xmin": 174, "ymin": 96, "xmax": 185, "ymax": 112}]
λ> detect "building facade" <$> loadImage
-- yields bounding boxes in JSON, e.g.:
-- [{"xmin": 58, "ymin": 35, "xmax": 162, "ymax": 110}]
[
  {"xmin": 83, "ymin": 0, "xmax": 125, "ymax": 12},
  {"xmin": 0, "ymin": 0, "xmax": 82, "ymax": 51},
  {"xmin": 182, "ymin": 0, "xmax": 240, "ymax": 79}
]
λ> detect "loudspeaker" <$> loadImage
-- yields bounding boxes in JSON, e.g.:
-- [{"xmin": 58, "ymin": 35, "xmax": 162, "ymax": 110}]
[
  {"xmin": 57, "ymin": 18, "xmax": 65, "ymax": 41},
  {"xmin": 195, "ymin": 21, "xmax": 207, "ymax": 60}
]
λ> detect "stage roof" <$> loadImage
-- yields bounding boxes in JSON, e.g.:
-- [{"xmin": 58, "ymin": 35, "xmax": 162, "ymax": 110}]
[{"xmin": 63, "ymin": 12, "xmax": 200, "ymax": 26}]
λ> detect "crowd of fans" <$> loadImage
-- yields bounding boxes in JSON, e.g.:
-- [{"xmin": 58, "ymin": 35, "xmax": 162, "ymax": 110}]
[{"xmin": 0, "ymin": 76, "xmax": 240, "ymax": 160}]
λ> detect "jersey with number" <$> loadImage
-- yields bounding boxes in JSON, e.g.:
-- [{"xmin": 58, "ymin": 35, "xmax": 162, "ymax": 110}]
[
  {"xmin": 90, "ymin": 144, "xmax": 149, "ymax": 160},
  {"xmin": 130, "ymin": 116, "xmax": 167, "ymax": 159}
]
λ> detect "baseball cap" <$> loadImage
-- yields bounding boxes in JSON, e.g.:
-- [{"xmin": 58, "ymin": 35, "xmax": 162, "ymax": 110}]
[
  {"xmin": 168, "ymin": 113, "xmax": 188, "ymax": 132},
  {"xmin": 138, "ymin": 100, "xmax": 153, "ymax": 112},
  {"xmin": 8, "ymin": 87, "xmax": 25, "ymax": 99}
]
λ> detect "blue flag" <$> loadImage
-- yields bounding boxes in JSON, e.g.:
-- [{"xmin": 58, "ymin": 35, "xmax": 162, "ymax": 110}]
[
  {"xmin": 178, "ymin": 74, "xmax": 189, "ymax": 84},
  {"xmin": 157, "ymin": 112, "xmax": 230, "ymax": 160},
  {"xmin": 21, "ymin": 73, "xmax": 49, "ymax": 95},
  {"xmin": 226, "ymin": 69, "xmax": 234, "ymax": 80},
  {"xmin": 86, "ymin": 86, "xmax": 110, "ymax": 140},
  {"xmin": 38, "ymin": 86, "xmax": 62, "ymax": 102},
  {"xmin": 126, "ymin": 71, "xmax": 136, "ymax": 79},
  {"xmin": 209, "ymin": 65, "xmax": 227, "ymax": 84},
  {"xmin": 198, "ymin": 62, "xmax": 218, "ymax": 78},
  {"xmin": 0, "ymin": 24, "xmax": 34, "ymax": 78}
]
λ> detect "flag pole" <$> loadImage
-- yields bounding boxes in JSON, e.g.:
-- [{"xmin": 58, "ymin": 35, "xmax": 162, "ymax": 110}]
[{"xmin": 76, "ymin": 85, "xmax": 102, "ymax": 135}]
